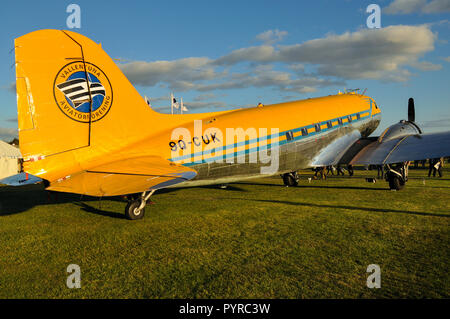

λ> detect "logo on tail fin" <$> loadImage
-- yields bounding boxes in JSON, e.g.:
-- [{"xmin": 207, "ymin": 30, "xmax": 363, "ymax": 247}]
[{"xmin": 54, "ymin": 62, "xmax": 113, "ymax": 123}]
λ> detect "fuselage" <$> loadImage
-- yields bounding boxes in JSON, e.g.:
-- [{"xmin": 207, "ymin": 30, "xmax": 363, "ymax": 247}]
[
  {"xmin": 27, "ymin": 91, "xmax": 381, "ymax": 190},
  {"xmin": 164, "ymin": 93, "xmax": 381, "ymax": 187}
]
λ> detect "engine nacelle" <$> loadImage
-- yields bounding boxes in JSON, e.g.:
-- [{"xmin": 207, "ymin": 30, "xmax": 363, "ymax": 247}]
[{"xmin": 378, "ymin": 120, "xmax": 422, "ymax": 143}]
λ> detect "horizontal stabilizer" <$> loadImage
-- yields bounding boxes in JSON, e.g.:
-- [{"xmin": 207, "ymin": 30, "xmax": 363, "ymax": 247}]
[
  {"xmin": 46, "ymin": 156, "xmax": 197, "ymax": 196},
  {"xmin": 0, "ymin": 172, "xmax": 43, "ymax": 186}
]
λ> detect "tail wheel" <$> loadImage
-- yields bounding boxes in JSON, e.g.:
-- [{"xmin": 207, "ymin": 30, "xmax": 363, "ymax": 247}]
[
  {"xmin": 125, "ymin": 200, "xmax": 145, "ymax": 220},
  {"xmin": 388, "ymin": 175, "xmax": 405, "ymax": 191}
]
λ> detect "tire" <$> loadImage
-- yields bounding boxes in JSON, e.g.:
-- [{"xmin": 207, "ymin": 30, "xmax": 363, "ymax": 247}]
[
  {"xmin": 125, "ymin": 200, "xmax": 145, "ymax": 220},
  {"xmin": 282, "ymin": 173, "xmax": 298, "ymax": 187},
  {"xmin": 388, "ymin": 175, "xmax": 405, "ymax": 191}
]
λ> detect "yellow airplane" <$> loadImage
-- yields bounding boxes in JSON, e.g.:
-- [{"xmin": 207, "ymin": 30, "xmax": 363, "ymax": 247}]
[{"xmin": 2, "ymin": 30, "xmax": 449, "ymax": 219}]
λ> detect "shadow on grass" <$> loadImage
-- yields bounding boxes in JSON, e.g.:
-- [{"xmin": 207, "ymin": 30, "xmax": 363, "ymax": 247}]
[
  {"xmin": 0, "ymin": 185, "xmax": 124, "ymax": 217},
  {"xmin": 233, "ymin": 182, "xmax": 388, "ymax": 191},
  {"xmin": 297, "ymin": 185, "xmax": 388, "ymax": 191},
  {"xmin": 230, "ymin": 198, "xmax": 449, "ymax": 218},
  {"xmin": 156, "ymin": 184, "xmax": 248, "ymax": 195},
  {"xmin": 74, "ymin": 202, "xmax": 126, "ymax": 219},
  {"xmin": 198, "ymin": 185, "xmax": 248, "ymax": 192}
]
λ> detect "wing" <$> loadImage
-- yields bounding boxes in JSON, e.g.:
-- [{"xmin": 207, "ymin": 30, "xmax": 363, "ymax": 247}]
[
  {"xmin": 344, "ymin": 131, "xmax": 450, "ymax": 165},
  {"xmin": 310, "ymin": 130, "xmax": 363, "ymax": 166},
  {"xmin": 46, "ymin": 156, "xmax": 197, "ymax": 196}
]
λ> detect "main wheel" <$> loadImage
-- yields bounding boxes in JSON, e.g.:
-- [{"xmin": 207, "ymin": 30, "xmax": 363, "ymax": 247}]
[
  {"xmin": 388, "ymin": 175, "xmax": 405, "ymax": 191},
  {"xmin": 125, "ymin": 200, "xmax": 146, "ymax": 220},
  {"xmin": 282, "ymin": 173, "xmax": 298, "ymax": 187}
]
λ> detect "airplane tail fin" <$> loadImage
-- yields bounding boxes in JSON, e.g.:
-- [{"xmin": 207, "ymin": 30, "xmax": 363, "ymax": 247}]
[{"xmin": 14, "ymin": 30, "xmax": 159, "ymax": 180}]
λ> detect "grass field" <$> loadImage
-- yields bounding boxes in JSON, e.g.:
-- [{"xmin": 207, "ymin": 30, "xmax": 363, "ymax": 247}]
[{"xmin": 0, "ymin": 167, "xmax": 449, "ymax": 299}]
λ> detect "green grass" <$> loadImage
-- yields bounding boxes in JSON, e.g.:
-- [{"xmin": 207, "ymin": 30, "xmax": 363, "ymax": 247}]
[{"xmin": 0, "ymin": 167, "xmax": 449, "ymax": 298}]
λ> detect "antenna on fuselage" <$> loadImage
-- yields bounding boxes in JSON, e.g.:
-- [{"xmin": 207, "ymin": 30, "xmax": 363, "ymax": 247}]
[{"xmin": 346, "ymin": 88, "xmax": 360, "ymax": 94}]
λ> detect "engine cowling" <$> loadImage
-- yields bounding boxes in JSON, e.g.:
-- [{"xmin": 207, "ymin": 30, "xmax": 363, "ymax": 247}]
[{"xmin": 378, "ymin": 120, "xmax": 422, "ymax": 143}]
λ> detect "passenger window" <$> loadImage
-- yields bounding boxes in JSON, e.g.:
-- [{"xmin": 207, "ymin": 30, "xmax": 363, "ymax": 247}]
[
  {"xmin": 347, "ymin": 115, "xmax": 352, "ymax": 122},
  {"xmin": 315, "ymin": 124, "xmax": 321, "ymax": 132},
  {"xmin": 356, "ymin": 113, "xmax": 360, "ymax": 120},
  {"xmin": 338, "ymin": 118, "xmax": 343, "ymax": 125},
  {"xmin": 327, "ymin": 121, "xmax": 332, "ymax": 129},
  {"xmin": 301, "ymin": 128, "xmax": 308, "ymax": 136},
  {"xmin": 286, "ymin": 131, "xmax": 294, "ymax": 141}
]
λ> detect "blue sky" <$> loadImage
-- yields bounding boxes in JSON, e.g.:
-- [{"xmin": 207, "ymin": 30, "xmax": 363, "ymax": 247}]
[{"xmin": 0, "ymin": 0, "xmax": 449, "ymax": 141}]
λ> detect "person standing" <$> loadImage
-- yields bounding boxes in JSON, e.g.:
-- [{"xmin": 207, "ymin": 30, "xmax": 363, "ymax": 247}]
[
  {"xmin": 336, "ymin": 164, "xmax": 345, "ymax": 176},
  {"xmin": 432, "ymin": 158, "xmax": 441, "ymax": 177},
  {"xmin": 428, "ymin": 158, "xmax": 435, "ymax": 177},
  {"xmin": 320, "ymin": 166, "xmax": 327, "ymax": 180},
  {"xmin": 326, "ymin": 165, "xmax": 334, "ymax": 175},
  {"xmin": 347, "ymin": 164, "xmax": 354, "ymax": 176},
  {"xmin": 313, "ymin": 167, "xmax": 320, "ymax": 179},
  {"xmin": 437, "ymin": 157, "xmax": 444, "ymax": 178},
  {"xmin": 377, "ymin": 165, "xmax": 384, "ymax": 179}
]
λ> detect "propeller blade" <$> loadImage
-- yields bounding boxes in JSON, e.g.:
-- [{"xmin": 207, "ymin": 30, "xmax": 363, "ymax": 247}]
[{"xmin": 408, "ymin": 98, "xmax": 415, "ymax": 122}]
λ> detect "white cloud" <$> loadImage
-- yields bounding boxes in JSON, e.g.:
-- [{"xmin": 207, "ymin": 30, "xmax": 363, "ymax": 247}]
[
  {"xmin": 183, "ymin": 101, "xmax": 227, "ymax": 109},
  {"xmin": 118, "ymin": 57, "xmax": 221, "ymax": 87},
  {"xmin": 419, "ymin": 117, "xmax": 450, "ymax": 128},
  {"xmin": 193, "ymin": 93, "xmax": 217, "ymax": 101},
  {"xmin": 423, "ymin": 0, "xmax": 450, "ymax": 13},
  {"xmin": 217, "ymin": 25, "xmax": 437, "ymax": 81},
  {"xmin": 289, "ymin": 64, "xmax": 306, "ymax": 73},
  {"xmin": 191, "ymin": 66, "xmax": 342, "ymax": 94},
  {"xmin": 1, "ymin": 82, "xmax": 16, "ymax": 94},
  {"xmin": 384, "ymin": 0, "xmax": 450, "ymax": 14},
  {"xmin": 410, "ymin": 60, "xmax": 442, "ymax": 70},
  {"xmin": 214, "ymin": 46, "xmax": 276, "ymax": 65},
  {"xmin": 255, "ymin": 29, "xmax": 288, "ymax": 45},
  {"xmin": 281, "ymin": 25, "xmax": 436, "ymax": 81},
  {"xmin": 118, "ymin": 25, "xmax": 439, "ymax": 97},
  {"xmin": 152, "ymin": 100, "xmax": 226, "ymax": 113},
  {"xmin": 385, "ymin": 0, "xmax": 427, "ymax": 14},
  {"xmin": 0, "ymin": 127, "xmax": 18, "ymax": 142},
  {"xmin": 144, "ymin": 95, "xmax": 172, "ymax": 105}
]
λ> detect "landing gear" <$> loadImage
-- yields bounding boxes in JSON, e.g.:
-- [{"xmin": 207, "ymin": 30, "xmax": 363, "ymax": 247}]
[
  {"xmin": 385, "ymin": 163, "xmax": 408, "ymax": 190},
  {"xmin": 124, "ymin": 190, "xmax": 155, "ymax": 220},
  {"xmin": 281, "ymin": 171, "xmax": 299, "ymax": 187}
]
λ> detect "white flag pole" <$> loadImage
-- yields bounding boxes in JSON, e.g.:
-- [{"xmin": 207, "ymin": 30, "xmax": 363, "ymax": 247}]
[
  {"xmin": 170, "ymin": 93, "xmax": 173, "ymax": 115},
  {"xmin": 180, "ymin": 98, "xmax": 183, "ymax": 114}
]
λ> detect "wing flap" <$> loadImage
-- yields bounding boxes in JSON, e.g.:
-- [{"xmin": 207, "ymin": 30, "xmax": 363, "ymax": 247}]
[{"xmin": 47, "ymin": 156, "xmax": 196, "ymax": 196}]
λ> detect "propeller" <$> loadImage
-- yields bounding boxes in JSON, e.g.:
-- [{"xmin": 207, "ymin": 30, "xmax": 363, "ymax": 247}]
[{"xmin": 408, "ymin": 98, "xmax": 415, "ymax": 122}]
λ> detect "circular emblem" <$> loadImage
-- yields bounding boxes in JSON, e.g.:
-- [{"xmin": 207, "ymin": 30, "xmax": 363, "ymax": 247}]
[{"xmin": 54, "ymin": 61, "xmax": 113, "ymax": 123}]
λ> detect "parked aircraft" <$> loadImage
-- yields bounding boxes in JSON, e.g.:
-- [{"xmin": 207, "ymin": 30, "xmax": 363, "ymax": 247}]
[{"xmin": 1, "ymin": 30, "xmax": 449, "ymax": 219}]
